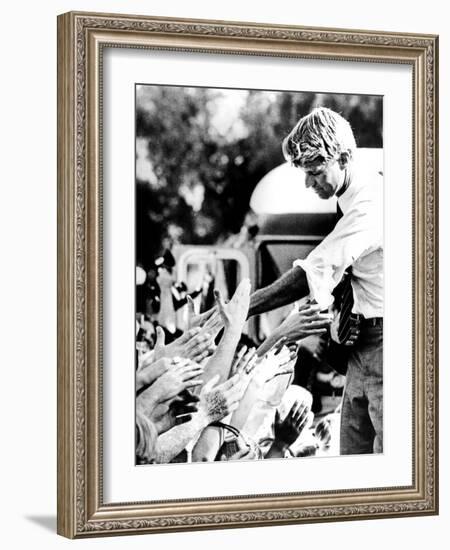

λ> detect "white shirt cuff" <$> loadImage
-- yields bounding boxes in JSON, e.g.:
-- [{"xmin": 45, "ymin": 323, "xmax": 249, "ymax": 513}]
[{"xmin": 293, "ymin": 259, "xmax": 334, "ymax": 310}]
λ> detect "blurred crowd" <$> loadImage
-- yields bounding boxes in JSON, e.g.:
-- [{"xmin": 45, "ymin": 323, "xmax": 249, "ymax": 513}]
[{"xmin": 135, "ymin": 251, "xmax": 343, "ymax": 465}]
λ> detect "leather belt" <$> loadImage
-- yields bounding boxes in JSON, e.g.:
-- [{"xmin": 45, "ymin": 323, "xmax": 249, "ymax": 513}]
[{"xmin": 358, "ymin": 316, "xmax": 383, "ymax": 327}]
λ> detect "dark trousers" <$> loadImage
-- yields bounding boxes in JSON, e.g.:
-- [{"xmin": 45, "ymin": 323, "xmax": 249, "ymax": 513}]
[{"xmin": 340, "ymin": 323, "xmax": 383, "ymax": 455}]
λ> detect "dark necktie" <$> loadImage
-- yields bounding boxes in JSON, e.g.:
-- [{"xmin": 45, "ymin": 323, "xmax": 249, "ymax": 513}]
[{"xmin": 332, "ymin": 202, "xmax": 356, "ymax": 345}]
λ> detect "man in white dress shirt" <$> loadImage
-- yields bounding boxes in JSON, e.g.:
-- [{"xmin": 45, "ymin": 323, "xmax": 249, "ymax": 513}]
[{"xmin": 248, "ymin": 107, "xmax": 383, "ymax": 454}]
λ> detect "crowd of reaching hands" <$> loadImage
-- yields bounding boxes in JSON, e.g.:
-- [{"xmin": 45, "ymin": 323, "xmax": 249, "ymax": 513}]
[{"xmin": 135, "ymin": 265, "xmax": 338, "ymax": 465}]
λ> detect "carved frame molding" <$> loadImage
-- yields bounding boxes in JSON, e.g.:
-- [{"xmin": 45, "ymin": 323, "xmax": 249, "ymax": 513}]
[{"xmin": 57, "ymin": 11, "xmax": 438, "ymax": 538}]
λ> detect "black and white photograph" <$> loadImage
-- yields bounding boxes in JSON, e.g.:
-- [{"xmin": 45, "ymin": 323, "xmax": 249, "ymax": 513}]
[
  {"xmin": 0, "ymin": 0, "xmax": 443, "ymax": 544},
  {"xmin": 134, "ymin": 84, "xmax": 384, "ymax": 465}
]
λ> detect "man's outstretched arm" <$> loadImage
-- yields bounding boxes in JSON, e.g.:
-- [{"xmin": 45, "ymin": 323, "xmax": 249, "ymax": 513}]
[{"xmin": 248, "ymin": 266, "xmax": 308, "ymax": 318}]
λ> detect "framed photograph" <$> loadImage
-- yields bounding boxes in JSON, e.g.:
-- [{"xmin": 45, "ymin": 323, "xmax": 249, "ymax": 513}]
[{"xmin": 57, "ymin": 11, "xmax": 439, "ymax": 538}]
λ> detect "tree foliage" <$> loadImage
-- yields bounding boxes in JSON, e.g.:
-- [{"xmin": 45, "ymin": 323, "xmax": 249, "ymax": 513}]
[{"xmin": 136, "ymin": 85, "xmax": 382, "ymax": 269}]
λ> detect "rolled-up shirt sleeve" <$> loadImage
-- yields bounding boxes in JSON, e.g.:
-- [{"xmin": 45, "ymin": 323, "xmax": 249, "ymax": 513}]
[{"xmin": 294, "ymin": 198, "xmax": 382, "ymax": 309}]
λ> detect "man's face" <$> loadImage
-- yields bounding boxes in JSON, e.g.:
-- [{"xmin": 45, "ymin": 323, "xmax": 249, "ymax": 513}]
[{"xmin": 301, "ymin": 157, "xmax": 345, "ymax": 200}]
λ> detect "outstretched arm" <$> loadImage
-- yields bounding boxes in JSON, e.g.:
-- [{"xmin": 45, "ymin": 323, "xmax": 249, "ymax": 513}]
[
  {"xmin": 202, "ymin": 280, "xmax": 250, "ymax": 384},
  {"xmin": 156, "ymin": 374, "xmax": 244, "ymax": 463},
  {"xmin": 248, "ymin": 266, "xmax": 308, "ymax": 318},
  {"xmin": 156, "ymin": 267, "xmax": 177, "ymax": 332},
  {"xmin": 153, "ymin": 415, "xmax": 206, "ymax": 464},
  {"xmin": 255, "ymin": 302, "xmax": 331, "ymax": 357}
]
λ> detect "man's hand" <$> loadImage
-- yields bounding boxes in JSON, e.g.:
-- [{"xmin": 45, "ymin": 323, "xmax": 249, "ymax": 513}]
[
  {"xmin": 153, "ymin": 325, "xmax": 215, "ymax": 363},
  {"xmin": 274, "ymin": 401, "xmax": 310, "ymax": 448},
  {"xmin": 138, "ymin": 359, "xmax": 204, "ymax": 412},
  {"xmin": 151, "ymin": 391, "xmax": 200, "ymax": 434},
  {"xmin": 197, "ymin": 374, "xmax": 245, "ymax": 425},
  {"xmin": 252, "ymin": 345, "xmax": 296, "ymax": 389},
  {"xmin": 264, "ymin": 345, "xmax": 297, "ymax": 382},
  {"xmin": 224, "ymin": 278, "xmax": 251, "ymax": 329},
  {"xmin": 255, "ymin": 303, "xmax": 331, "ymax": 358},
  {"xmin": 136, "ymin": 357, "xmax": 171, "ymax": 392},
  {"xmin": 231, "ymin": 346, "xmax": 258, "ymax": 377},
  {"xmin": 184, "ymin": 279, "xmax": 252, "ymax": 346},
  {"xmin": 186, "ymin": 296, "xmax": 218, "ymax": 330},
  {"xmin": 279, "ymin": 302, "xmax": 332, "ymax": 342},
  {"xmin": 209, "ymin": 278, "xmax": 251, "ymax": 330}
]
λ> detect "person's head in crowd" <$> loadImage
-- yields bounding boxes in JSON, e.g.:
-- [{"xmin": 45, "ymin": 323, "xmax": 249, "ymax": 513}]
[
  {"xmin": 282, "ymin": 107, "xmax": 356, "ymax": 199},
  {"xmin": 136, "ymin": 410, "xmax": 158, "ymax": 464}
]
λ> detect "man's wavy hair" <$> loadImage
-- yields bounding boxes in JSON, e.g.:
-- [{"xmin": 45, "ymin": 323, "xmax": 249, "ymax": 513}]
[{"xmin": 282, "ymin": 107, "xmax": 357, "ymax": 169}]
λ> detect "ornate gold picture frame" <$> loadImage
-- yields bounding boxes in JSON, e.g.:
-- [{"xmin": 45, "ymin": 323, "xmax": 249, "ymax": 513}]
[{"xmin": 57, "ymin": 11, "xmax": 438, "ymax": 538}]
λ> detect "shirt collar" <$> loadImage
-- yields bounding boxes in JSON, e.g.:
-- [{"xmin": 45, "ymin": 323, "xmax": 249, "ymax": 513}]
[{"xmin": 336, "ymin": 167, "xmax": 352, "ymax": 198}]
